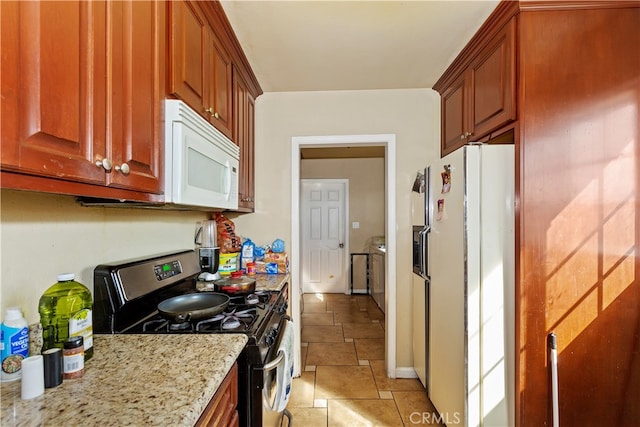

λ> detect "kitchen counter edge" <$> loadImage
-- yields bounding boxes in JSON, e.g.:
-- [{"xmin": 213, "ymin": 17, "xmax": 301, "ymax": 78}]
[{"xmin": 1, "ymin": 334, "xmax": 248, "ymax": 427}]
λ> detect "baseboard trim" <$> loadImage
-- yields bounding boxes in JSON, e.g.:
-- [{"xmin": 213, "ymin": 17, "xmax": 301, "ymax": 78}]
[{"xmin": 395, "ymin": 367, "xmax": 419, "ymax": 379}]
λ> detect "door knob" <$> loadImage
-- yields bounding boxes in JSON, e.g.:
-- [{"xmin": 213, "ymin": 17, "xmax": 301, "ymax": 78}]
[{"xmin": 339, "ymin": 243, "xmax": 344, "ymax": 248}]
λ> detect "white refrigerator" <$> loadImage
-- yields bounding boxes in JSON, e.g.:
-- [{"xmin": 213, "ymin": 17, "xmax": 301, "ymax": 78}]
[{"xmin": 413, "ymin": 144, "xmax": 515, "ymax": 427}]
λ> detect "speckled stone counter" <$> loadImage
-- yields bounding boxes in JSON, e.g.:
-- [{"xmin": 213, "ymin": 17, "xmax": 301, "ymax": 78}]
[
  {"xmin": 1, "ymin": 334, "xmax": 248, "ymax": 427},
  {"xmin": 254, "ymin": 273, "xmax": 289, "ymax": 292}
]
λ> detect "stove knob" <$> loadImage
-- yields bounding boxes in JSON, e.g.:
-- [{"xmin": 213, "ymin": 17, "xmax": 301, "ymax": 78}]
[
  {"xmin": 266, "ymin": 329, "xmax": 277, "ymax": 346},
  {"xmin": 276, "ymin": 302, "xmax": 288, "ymax": 314}
]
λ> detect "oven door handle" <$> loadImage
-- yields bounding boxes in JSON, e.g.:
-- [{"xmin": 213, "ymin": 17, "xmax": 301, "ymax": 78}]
[
  {"xmin": 262, "ymin": 350, "xmax": 285, "ymax": 412},
  {"xmin": 263, "ymin": 350, "xmax": 284, "ymax": 372}
]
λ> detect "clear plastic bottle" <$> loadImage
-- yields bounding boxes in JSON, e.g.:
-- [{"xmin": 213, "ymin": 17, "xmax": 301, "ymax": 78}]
[
  {"xmin": 1, "ymin": 307, "xmax": 29, "ymax": 382},
  {"xmin": 39, "ymin": 274, "xmax": 93, "ymax": 362}
]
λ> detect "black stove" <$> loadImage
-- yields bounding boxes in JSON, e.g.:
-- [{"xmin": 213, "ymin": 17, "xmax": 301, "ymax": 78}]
[{"xmin": 93, "ymin": 250, "xmax": 290, "ymax": 427}]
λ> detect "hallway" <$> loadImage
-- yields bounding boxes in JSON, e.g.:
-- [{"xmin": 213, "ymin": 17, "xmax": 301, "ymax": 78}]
[{"xmin": 287, "ymin": 293, "xmax": 443, "ymax": 426}]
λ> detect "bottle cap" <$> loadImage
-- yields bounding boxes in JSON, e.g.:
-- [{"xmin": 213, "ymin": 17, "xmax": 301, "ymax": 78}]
[
  {"xmin": 64, "ymin": 336, "xmax": 83, "ymax": 349},
  {"xmin": 4, "ymin": 307, "xmax": 23, "ymax": 321},
  {"xmin": 57, "ymin": 273, "xmax": 75, "ymax": 282}
]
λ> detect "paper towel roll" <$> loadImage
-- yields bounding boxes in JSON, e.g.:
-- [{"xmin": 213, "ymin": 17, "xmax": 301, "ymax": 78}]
[{"xmin": 21, "ymin": 355, "xmax": 44, "ymax": 399}]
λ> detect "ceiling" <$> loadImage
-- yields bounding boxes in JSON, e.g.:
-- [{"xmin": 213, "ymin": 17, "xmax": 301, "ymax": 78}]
[{"xmin": 220, "ymin": 0, "xmax": 500, "ymax": 93}]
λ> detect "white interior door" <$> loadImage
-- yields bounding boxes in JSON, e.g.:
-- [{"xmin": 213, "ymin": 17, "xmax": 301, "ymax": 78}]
[{"xmin": 301, "ymin": 179, "xmax": 348, "ymax": 293}]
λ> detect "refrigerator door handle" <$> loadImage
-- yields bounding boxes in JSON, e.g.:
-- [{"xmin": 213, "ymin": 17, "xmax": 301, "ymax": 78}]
[{"xmin": 419, "ymin": 226, "xmax": 430, "ymax": 280}]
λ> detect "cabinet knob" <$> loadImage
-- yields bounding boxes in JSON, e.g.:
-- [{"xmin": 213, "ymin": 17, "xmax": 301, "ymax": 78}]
[
  {"xmin": 115, "ymin": 163, "xmax": 130, "ymax": 175},
  {"xmin": 95, "ymin": 158, "xmax": 113, "ymax": 171},
  {"xmin": 205, "ymin": 107, "xmax": 214, "ymax": 115},
  {"xmin": 465, "ymin": 131, "xmax": 473, "ymax": 137},
  {"xmin": 460, "ymin": 135, "xmax": 466, "ymax": 140},
  {"xmin": 213, "ymin": 112, "xmax": 219, "ymax": 119}
]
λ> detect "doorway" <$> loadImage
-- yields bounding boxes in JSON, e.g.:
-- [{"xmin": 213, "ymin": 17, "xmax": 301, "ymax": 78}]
[
  {"xmin": 300, "ymin": 179, "xmax": 349, "ymax": 294},
  {"xmin": 290, "ymin": 134, "xmax": 397, "ymax": 379}
]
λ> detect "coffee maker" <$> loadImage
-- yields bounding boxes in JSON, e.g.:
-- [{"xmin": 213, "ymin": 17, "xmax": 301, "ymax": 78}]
[{"xmin": 194, "ymin": 220, "xmax": 220, "ymax": 281}]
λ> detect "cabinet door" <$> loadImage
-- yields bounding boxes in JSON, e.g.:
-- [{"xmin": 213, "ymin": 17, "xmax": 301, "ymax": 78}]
[
  {"xmin": 207, "ymin": 29, "xmax": 233, "ymax": 140},
  {"xmin": 1, "ymin": 1, "xmax": 107, "ymax": 183},
  {"xmin": 234, "ymin": 73, "xmax": 255, "ymax": 212},
  {"xmin": 440, "ymin": 72, "xmax": 468, "ymax": 156},
  {"xmin": 169, "ymin": 0, "xmax": 207, "ymax": 114},
  {"xmin": 108, "ymin": 0, "xmax": 163, "ymax": 193},
  {"xmin": 469, "ymin": 18, "xmax": 516, "ymax": 140}
]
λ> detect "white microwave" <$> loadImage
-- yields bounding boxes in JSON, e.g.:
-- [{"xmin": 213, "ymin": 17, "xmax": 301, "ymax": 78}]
[{"xmin": 164, "ymin": 99, "xmax": 239, "ymax": 210}]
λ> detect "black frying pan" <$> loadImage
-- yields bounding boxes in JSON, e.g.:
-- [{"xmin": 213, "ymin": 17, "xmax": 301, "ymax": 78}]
[{"xmin": 157, "ymin": 293, "xmax": 230, "ymax": 323}]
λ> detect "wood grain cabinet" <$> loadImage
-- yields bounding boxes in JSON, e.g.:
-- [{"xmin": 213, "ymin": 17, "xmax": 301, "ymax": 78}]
[
  {"xmin": 195, "ymin": 363, "xmax": 239, "ymax": 427},
  {"xmin": 434, "ymin": 17, "xmax": 516, "ymax": 156},
  {"xmin": 169, "ymin": 0, "xmax": 233, "ymax": 140},
  {"xmin": 234, "ymin": 72, "xmax": 256, "ymax": 212},
  {"xmin": 0, "ymin": 0, "xmax": 164, "ymax": 198}
]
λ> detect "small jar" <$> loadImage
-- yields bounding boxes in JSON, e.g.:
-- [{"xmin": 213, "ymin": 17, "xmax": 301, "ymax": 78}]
[
  {"xmin": 246, "ymin": 262, "xmax": 256, "ymax": 276},
  {"xmin": 63, "ymin": 336, "xmax": 84, "ymax": 379}
]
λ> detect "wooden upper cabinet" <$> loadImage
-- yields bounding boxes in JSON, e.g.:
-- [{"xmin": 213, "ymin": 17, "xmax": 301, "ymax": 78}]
[
  {"xmin": 1, "ymin": 1, "xmax": 107, "ymax": 184},
  {"xmin": 435, "ymin": 17, "xmax": 516, "ymax": 156},
  {"xmin": 234, "ymin": 72, "xmax": 255, "ymax": 212},
  {"xmin": 169, "ymin": 1, "xmax": 207, "ymax": 112},
  {"xmin": 207, "ymin": 28, "xmax": 233, "ymax": 139},
  {"xmin": 108, "ymin": 0, "xmax": 164, "ymax": 193},
  {"xmin": 170, "ymin": 0, "xmax": 233, "ymax": 140},
  {"xmin": 440, "ymin": 73, "xmax": 468, "ymax": 154},
  {"xmin": 1, "ymin": 0, "xmax": 163, "ymax": 197},
  {"xmin": 469, "ymin": 18, "xmax": 516, "ymax": 142}
]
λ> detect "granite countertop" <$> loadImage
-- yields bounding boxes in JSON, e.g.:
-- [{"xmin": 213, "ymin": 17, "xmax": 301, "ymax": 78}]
[
  {"xmin": 1, "ymin": 334, "xmax": 248, "ymax": 427},
  {"xmin": 254, "ymin": 273, "xmax": 289, "ymax": 292}
]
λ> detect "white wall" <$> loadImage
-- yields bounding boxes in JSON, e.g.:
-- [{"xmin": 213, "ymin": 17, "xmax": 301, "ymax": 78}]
[
  {"xmin": 0, "ymin": 190, "xmax": 209, "ymax": 324},
  {"xmin": 231, "ymin": 88, "xmax": 440, "ymax": 367}
]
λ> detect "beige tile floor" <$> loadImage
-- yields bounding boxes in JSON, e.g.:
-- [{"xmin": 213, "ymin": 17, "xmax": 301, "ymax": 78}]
[{"xmin": 285, "ymin": 293, "xmax": 444, "ymax": 427}]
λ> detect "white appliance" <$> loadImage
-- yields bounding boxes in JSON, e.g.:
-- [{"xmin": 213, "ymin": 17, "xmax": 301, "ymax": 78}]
[
  {"xmin": 411, "ymin": 168, "xmax": 430, "ymax": 391},
  {"xmin": 413, "ymin": 144, "xmax": 515, "ymax": 427},
  {"xmin": 164, "ymin": 99, "xmax": 239, "ymax": 210}
]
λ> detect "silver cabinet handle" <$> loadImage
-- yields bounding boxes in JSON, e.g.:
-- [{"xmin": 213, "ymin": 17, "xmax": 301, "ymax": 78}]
[
  {"xmin": 95, "ymin": 158, "xmax": 113, "ymax": 171},
  {"xmin": 115, "ymin": 163, "xmax": 130, "ymax": 175}
]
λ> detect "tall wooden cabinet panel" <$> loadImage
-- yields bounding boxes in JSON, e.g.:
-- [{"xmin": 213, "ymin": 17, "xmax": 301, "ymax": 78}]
[
  {"xmin": 517, "ymin": 5, "xmax": 639, "ymax": 426},
  {"xmin": 234, "ymin": 72, "xmax": 255, "ymax": 212},
  {"xmin": 1, "ymin": 0, "xmax": 163, "ymax": 198},
  {"xmin": 1, "ymin": 1, "xmax": 107, "ymax": 184},
  {"xmin": 435, "ymin": 16, "xmax": 516, "ymax": 157},
  {"xmin": 170, "ymin": 0, "xmax": 233, "ymax": 140}
]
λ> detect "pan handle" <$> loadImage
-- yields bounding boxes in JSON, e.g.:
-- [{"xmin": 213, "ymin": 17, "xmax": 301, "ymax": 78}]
[{"xmin": 175, "ymin": 312, "xmax": 192, "ymax": 323}]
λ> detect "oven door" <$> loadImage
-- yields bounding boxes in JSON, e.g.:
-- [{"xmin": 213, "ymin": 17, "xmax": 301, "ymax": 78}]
[{"xmin": 262, "ymin": 317, "xmax": 293, "ymax": 427}]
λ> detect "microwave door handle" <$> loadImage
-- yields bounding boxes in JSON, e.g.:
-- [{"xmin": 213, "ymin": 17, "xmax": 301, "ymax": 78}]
[{"xmin": 225, "ymin": 161, "xmax": 232, "ymax": 199}]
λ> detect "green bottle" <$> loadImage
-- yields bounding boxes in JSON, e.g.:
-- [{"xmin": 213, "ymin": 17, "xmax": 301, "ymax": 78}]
[{"xmin": 39, "ymin": 274, "xmax": 93, "ymax": 362}]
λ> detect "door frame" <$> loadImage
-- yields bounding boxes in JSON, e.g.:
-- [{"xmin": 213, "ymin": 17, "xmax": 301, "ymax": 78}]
[
  {"xmin": 300, "ymin": 178, "xmax": 350, "ymax": 294},
  {"xmin": 291, "ymin": 134, "xmax": 397, "ymax": 379}
]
